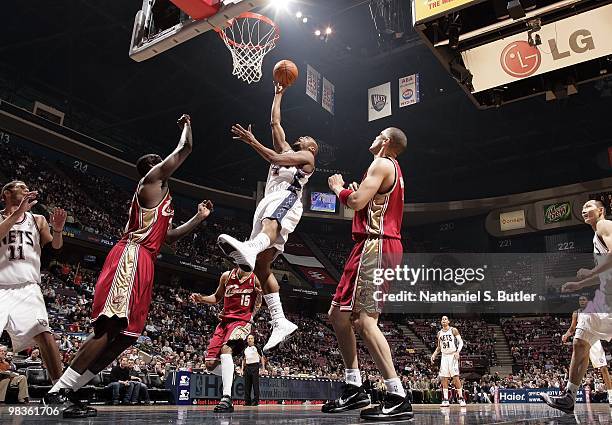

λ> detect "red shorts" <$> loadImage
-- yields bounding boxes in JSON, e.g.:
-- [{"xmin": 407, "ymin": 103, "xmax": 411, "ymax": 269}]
[
  {"xmin": 332, "ymin": 237, "xmax": 402, "ymax": 314},
  {"xmin": 91, "ymin": 241, "xmax": 155, "ymax": 337},
  {"xmin": 205, "ymin": 320, "xmax": 252, "ymax": 361}
]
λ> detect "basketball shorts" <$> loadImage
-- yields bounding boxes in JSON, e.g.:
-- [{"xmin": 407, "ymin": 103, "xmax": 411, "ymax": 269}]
[
  {"xmin": 251, "ymin": 190, "xmax": 303, "ymax": 256},
  {"xmin": 205, "ymin": 320, "xmax": 252, "ymax": 361},
  {"xmin": 91, "ymin": 241, "xmax": 155, "ymax": 338},
  {"xmin": 0, "ymin": 282, "xmax": 51, "ymax": 352},
  {"xmin": 331, "ymin": 236, "xmax": 402, "ymax": 314},
  {"xmin": 439, "ymin": 353, "xmax": 460, "ymax": 378},
  {"xmin": 589, "ymin": 340, "xmax": 607, "ymax": 368}
]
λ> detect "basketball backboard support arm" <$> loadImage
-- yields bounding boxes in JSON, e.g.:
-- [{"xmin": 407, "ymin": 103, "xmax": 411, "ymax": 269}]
[{"xmin": 129, "ymin": 0, "xmax": 267, "ymax": 62}]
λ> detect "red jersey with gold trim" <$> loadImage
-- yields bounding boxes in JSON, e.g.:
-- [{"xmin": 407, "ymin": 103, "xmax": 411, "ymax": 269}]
[
  {"xmin": 352, "ymin": 157, "xmax": 404, "ymax": 239},
  {"xmin": 220, "ymin": 269, "xmax": 257, "ymax": 322},
  {"xmin": 122, "ymin": 188, "xmax": 174, "ymax": 257}
]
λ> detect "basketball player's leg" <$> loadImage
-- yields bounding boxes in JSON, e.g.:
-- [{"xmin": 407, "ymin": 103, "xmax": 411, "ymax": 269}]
[
  {"xmin": 87, "ymin": 333, "xmax": 137, "ymax": 374},
  {"xmin": 31, "ymin": 331, "xmax": 63, "ymax": 382},
  {"xmin": 214, "ymin": 345, "xmax": 235, "ymax": 412},
  {"xmin": 440, "ymin": 377, "xmax": 450, "ymax": 406},
  {"xmin": 255, "ymin": 247, "xmax": 298, "ymax": 352},
  {"xmin": 452, "ymin": 374, "xmax": 466, "ymax": 405}
]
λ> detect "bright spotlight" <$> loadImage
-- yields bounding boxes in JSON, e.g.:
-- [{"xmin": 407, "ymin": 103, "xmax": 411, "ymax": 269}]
[
  {"xmin": 302, "ymin": 17, "xmax": 308, "ymax": 23},
  {"xmin": 269, "ymin": 0, "xmax": 290, "ymax": 11},
  {"xmin": 295, "ymin": 11, "xmax": 302, "ymax": 18},
  {"xmin": 325, "ymin": 27, "xmax": 332, "ymax": 35},
  {"xmin": 314, "ymin": 29, "xmax": 321, "ymax": 36}
]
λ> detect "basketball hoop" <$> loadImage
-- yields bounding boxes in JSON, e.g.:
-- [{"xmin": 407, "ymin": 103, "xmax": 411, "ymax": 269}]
[{"xmin": 216, "ymin": 12, "xmax": 279, "ymax": 84}]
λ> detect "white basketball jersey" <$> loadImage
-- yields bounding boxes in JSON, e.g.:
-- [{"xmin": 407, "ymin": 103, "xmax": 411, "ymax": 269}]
[
  {"xmin": 265, "ymin": 152, "xmax": 312, "ymax": 197},
  {"xmin": 0, "ymin": 212, "xmax": 42, "ymax": 285},
  {"xmin": 439, "ymin": 327, "xmax": 458, "ymax": 354},
  {"xmin": 594, "ymin": 232, "xmax": 612, "ymax": 297}
]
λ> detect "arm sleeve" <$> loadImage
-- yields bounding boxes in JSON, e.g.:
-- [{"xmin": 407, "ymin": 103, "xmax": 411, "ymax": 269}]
[{"xmin": 456, "ymin": 335, "xmax": 464, "ymax": 353}]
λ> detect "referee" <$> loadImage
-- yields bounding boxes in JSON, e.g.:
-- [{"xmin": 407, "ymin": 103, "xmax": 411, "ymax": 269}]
[{"xmin": 242, "ymin": 334, "xmax": 265, "ymax": 406}]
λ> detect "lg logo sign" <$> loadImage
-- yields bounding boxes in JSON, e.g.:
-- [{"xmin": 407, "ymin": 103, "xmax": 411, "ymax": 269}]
[{"xmin": 500, "ymin": 29, "xmax": 595, "ymax": 78}]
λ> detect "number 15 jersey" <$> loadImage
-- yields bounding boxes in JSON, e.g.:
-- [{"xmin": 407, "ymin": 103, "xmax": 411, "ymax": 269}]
[{"xmin": 220, "ymin": 268, "xmax": 257, "ymax": 322}]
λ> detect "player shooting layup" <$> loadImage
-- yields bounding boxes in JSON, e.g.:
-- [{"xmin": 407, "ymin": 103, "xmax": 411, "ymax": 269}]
[
  {"xmin": 431, "ymin": 316, "xmax": 466, "ymax": 406},
  {"xmin": 47, "ymin": 115, "xmax": 213, "ymax": 418},
  {"xmin": 218, "ymin": 83, "xmax": 318, "ymax": 352}
]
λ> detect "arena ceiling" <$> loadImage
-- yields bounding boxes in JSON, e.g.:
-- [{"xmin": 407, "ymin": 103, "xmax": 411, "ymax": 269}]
[{"xmin": 1, "ymin": 1, "xmax": 612, "ymax": 203}]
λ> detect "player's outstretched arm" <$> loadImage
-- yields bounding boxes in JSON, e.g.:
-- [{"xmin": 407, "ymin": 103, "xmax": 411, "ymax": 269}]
[
  {"xmin": 38, "ymin": 207, "xmax": 67, "ymax": 249},
  {"xmin": 142, "ymin": 114, "xmax": 193, "ymax": 187},
  {"xmin": 166, "ymin": 200, "xmax": 213, "ymax": 245},
  {"xmin": 431, "ymin": 332, "xmax": 440, "ymax": 363},
  {"xmin": 329, "ymin": 158, "xmax": 393, "ymax": 211},
  {"xmin": 231, "ymin": 124, "xmax": 314, "ymax": 169},
  {"xmin": 190, "ymin": 271, "xmax": 229, "ymax": 304},
  {"xmin": 270, "ymin": 82, "xmax": 292, "ymax": 154}
]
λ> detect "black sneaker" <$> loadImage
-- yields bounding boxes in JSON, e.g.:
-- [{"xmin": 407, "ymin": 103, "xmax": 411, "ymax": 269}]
[
  {"xmin": 360, "ymin": 393, "xmax": 414, "ymax": 421},
  {"xmin": 62, "ymin": 390, "xmax": 97, "ymax": 418},
  {"xmin": 539, "ymin": 392, "xmax": 575, "ymax": 414},
  {"xmin": 214, "ymin": 395, "xmax": 234, "ymax": 413},
  {"xmin": 322, "ymin": 384, "xmax": 370, "ymax": 413},
  {"xmin": 43, "ymin": 390, "xmax": 66, "ymax": 405}
]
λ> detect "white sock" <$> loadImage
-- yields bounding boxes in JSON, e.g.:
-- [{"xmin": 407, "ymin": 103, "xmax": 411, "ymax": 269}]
[
  {"xmin": 264, "ymin": 292, "xmax": 286, "ymax": 321},
  {"xmin": 607, "ymin": 389, "xmax": 612, "ymax": 402},
  {"xmin": 210, "ymin": 364, "xmax": 222, "ymax": 376},
  {"xmin": 245, "ymin": 233, "xmax": 271, "ymax": 255},
  {"xmin": 73, "ymin": 370, "xmax": 96, "ymax": 391},
  {"xmin": 384, "ymin": 377, "xmax": 406, "ymax": 398},
  {"xmin": 566, "ymin": 382, "xmax": 579, "ymax": 401},
  {"xmin": 220, "ymin": 353, "xmax": 234, "ymax": 397},
  {"xmin": 443, "ymin": 388, "xmax": 449, "ymax": 400},
  {"xmin": 49, "ymin": 367, "xmax": 81, "ymax": 393},
  {"xmin": 457, "ymin": 387, "xmax": 464, "ymax": 399},
  {"xmin": 345, "ymin": 369, "xmax": 362, "ymax": 387}
]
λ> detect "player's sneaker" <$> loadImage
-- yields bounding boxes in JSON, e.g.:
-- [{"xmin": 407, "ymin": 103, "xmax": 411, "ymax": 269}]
[
  {"xmin": 321, "ymin": 384, "xmax": 370, "ymax": 413},
  {"xmin": 441, "ymin": 400, "xmax": 450, "ymax": 407},
  {"xmin": 217, "ymin": 234, "xmax": 257, "ymax": 272},
  {"xmin": 62, "ymin": 390, "xmax": 97, "ymax": 418},
  {"xmin": 214, "ymin": 395, "xmax": 234, "ymax": 413},
  {"xmin": 359, "ymin": 393, "xmax": 414, "ymax": 421},
  {"xmin": 263, "ymin": 318, "xmax": 298, "ymax": 352},
  {"xmin": 43, "ymin": 390, "xmax": 66, "ymax": 405},
  {"xmin": 539, "ymin": 391, "xmax": 574, "ymax": 414},
  {"xmin": 459, "ymin": 399, "xmax": 466, "ymax": 406}
]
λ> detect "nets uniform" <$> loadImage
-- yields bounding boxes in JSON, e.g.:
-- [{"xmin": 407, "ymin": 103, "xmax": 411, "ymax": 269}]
[
  {"xmin": 0, "ymin": 212, "xmax": 51, "ymax": 351},
  {"xmin": 250, "ymin": 154, "xmax": 312, "ymax": 256},
  {"xmin": 205, "ymin": 269, "xmax": 258, "ymax": 361},
  {"xmin": 438, "ymin": 327, "xmax": 460, "ymax": 378},
  {"xmin": 91, "ymin": 187, "xmax": 173, "ymax": 337},
  {"xmin": 332, "ymin": 157, "xmax": 404, "ymax": 313},
  {"xmin": 575, "ymin": 308, "xmax": 607, "ymax": 368}
]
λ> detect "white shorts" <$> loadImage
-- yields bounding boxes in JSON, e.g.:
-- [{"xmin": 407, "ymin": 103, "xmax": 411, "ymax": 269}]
[
  {"xmin": 575, "ymin": 311, "xmax": 612, "ymax": 347},
  {"xmin": 0, "ymin": 282, "xmax": 51, "ymax": 352},
  {"xmin": 439, "ymin": 353, "xmax": 460, "ymax": 378},
  {"xmin": 589, "ymin": 340, "xmax": 607, "ymax": 368},
  {"xmin": 251, "ymin": 190, "xmax": 303, "ymax": 255}
]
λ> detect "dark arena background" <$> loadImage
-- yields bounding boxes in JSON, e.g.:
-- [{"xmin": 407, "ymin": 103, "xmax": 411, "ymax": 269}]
[{"xmin": 1, "ymin": 0, "xmax": 612, "ymax": 424}]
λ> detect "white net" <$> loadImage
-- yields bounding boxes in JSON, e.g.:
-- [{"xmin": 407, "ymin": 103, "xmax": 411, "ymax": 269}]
[{"xmin": 217, "ymin": 13, "xmax": 279, "ymax": 84}]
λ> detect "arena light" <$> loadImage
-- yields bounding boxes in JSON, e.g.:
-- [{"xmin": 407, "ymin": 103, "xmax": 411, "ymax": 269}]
[
  {"xmin": 269, "ymin": 0, "xmax": 290, "ymax": 11},
  {"xmin": 295, "ymin": 11, "xmax": 302, "ymax": 18},
  {"xmin": 314, "ymin": 29, "xmax": 321, "ymax": 36},
  {"xmin": 302, "ymin": 17, "xmax": 308, "ymax": 23},
  {"xmin": 325, "ymin": 27, "xmax": 332, "ymax": 35}
]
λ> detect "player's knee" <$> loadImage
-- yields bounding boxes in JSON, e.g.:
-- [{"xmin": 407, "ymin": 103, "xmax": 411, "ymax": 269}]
[
  {"xmin": 205, "ymin": 360, "xmax": 219, "ymax": 370},
  {"xmin": 573, "ymin": 337, "xmax": 590, "ymax": 351}
]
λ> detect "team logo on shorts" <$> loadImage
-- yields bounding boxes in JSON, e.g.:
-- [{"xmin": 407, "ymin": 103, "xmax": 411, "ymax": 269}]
[
  {"xmin": 112, "ymin": 294, "xmax": 126, "ymax": 306},
  {"xmin": 37, "ymin": 319, "xmax": 48, "ymax": 327}
]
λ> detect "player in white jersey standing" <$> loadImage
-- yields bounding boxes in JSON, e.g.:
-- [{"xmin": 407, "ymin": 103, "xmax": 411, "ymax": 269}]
[
  {"xmin": 0, "ymin": 180, "xmax": 67, "ymax": 388},
  {"xmin": 218, "ymin": 83, "xmax": 318, "ymax": 352},
  {"xmin": 430, "ymin": 316, "xmax": 466, "ymax": 406},
  {"xmin": 541, "ymin": 200, "xmax": 612, "ymax": 413}
]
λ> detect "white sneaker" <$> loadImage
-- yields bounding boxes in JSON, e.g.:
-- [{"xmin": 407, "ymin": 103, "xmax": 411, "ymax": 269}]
[
  {"xmin": 441, "ymin": 400, "xmax": 450, "ymax": 407},
  {"xmin": 263, "ymin": 318, "xmax": 298, "ymax": 352},
  {"xmin": 459, "ymin": 399, "xmax": 466, "ymax": 406},
  {"xmin": 217, "ymin": 234, "xmax": 257, "ymax": 272}
]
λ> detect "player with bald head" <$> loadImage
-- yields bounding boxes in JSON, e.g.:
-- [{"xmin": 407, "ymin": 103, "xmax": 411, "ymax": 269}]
[{"xmin": 219, "ymin": 83, "xmax": 317, "ymax": 352}]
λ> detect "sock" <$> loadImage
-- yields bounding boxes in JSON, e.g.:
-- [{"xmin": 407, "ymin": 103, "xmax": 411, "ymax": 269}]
[
  {"xmin": 49, "ymin": 367, "xmax": 81, "ymax": 393},
  {"xmin": 245, "ymin": 233, "xmax": 271, "ymax": 255},
  {"xmin": 608, "ymin": 389, "xmax": 612, "ymax": 402},
  {"xmin": 210, "ymin": 364, "xmax": 222, "ymax": 376},
  {"xmin": 443, "ymin": 388, "xmax": 449, "ymax": 400},
  {"xmin": 566, "ymin": 382, "xmax": 579, "ymax": 401},
  {"xmin": 385, "ymin": 377, "xmax": 406, "ymax": 398},
  {"xmin": 73, "ymin": 370, "xmax": 96, "ymax": 391},
  {"xmin": 345, "ymin": 369, "xmax": 362, "ymax": 387},
  {"xmin": 220, "ymin": 353, "xmax": 234, "ymax": 397},
  {"xmin": 457, "ymin": 387, "xmax": 464, "ymax": 399},
  {"xmin": 264, "ymin": 292, "xmax": 286, "ymax": 321}
]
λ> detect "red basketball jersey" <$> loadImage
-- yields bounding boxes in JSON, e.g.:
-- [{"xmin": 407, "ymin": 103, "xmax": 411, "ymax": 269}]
[
  {"xmin": 220, "ymin": 269, "xmax": 257, "ymax": 322},
  {"xmin": 122, "ymin": 187, "xmax": 174, "ymax": 258},
  {"xmin": 352, "ymin": 157, "xmax": 404, "ymax": 240}
]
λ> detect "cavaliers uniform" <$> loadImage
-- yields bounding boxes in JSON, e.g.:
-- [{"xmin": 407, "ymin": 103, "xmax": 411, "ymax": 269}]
[
  {"xmin": 250, "ymin": 153, "xmax": 312, "ymax": 257},
  {"xmin": 0, "ymin": 211, "xmax": 51, "ymax": 351},
  {"xmin": 205, "ymin": 269, "xmax": 257, "ymax": 361},
  {"xmin": 332, "ymin": 157, "xmax": 404, "ymax": 313},
  {"xmin": 438, "ymin": 327, "xmax": 460, "ymax": 378},
  {"xmin": 91, "ymin": 187, "xmax": 173, "ymax": 337}
]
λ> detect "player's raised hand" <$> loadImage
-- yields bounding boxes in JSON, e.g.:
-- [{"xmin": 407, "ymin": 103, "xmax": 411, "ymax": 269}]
[
  {"xmin": 231, "ymin": 124, "xmax": 257, "ymax": 145},
  {"xmin": 274, "ymin": 81, "xmax": 288, "ymax": 95},
  {"xmin": 453, "ymin": 352, "xmax": 460, "ymax": 360},
  {"xmin": 190, "ymin": 293, "xmax": 205, "ymax": 304},
  {"xmin": 16, "ymin": 191, "xmax": 38, "ymax": 215},
  {"xmin": 197, "ymin": 200, "xmax": 213, "ymax": 220},
  {"xmin": 561, "ymin": 281, "xmax": 581, "ymax": 293},
  {"xmin": 50, "ymin": 207, "xmax": 67, "ymax": 231},
  {"xmin": 177, "ymin": 114, "xmax": 191, "ymax": 128},
  {"xmin": 328, "ymin": 174, "xmax": 345, "ymax": 192},
  {"xmin": 562, "ymin": 332, "xmax": 570, "ymax": 344}
]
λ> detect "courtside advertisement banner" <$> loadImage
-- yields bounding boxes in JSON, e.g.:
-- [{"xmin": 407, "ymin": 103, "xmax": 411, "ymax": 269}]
[
  {"xmin": 368, "ymin": 82, "xmax": 392, "ymax": 122},
  {"xmin": 322, "ymin": 77, "xmax": 335, "ymax": 115},
  {"xmin": 399, "ymin": 74, "xmax": 420, "ymax": 108},
  {"xmin": 306, "ymin": 64, "xmax": 320, "ymax": 102},
  {"xmin": 461, "ymin": 4, "xmax": 612, "ymax": 92}
]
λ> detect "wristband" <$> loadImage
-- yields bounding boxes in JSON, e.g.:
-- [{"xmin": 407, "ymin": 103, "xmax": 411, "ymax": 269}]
[{"xmin": 338, "ymin": 189, "xmax": 353, "ymax": 205}]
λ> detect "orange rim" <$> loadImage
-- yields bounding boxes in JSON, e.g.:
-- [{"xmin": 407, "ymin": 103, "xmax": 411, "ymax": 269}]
[{"xmin": 216, "ymin": 12, "xmax": 280, "ymax": 50}]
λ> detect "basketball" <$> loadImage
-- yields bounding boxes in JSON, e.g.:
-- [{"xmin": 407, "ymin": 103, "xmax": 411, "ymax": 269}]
[{"xmin": 273, "ymin": 60, "xmax": 298, "ymax": 87}]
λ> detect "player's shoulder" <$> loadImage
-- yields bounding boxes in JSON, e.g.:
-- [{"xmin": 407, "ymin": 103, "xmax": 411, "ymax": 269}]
[
  {"xmin": 596, "ymin": 219, "xmax": 612, "ymax": 234},
  {"xmin": 451, "ymin": 327, "xmax": 460, "ymax": 335}
]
